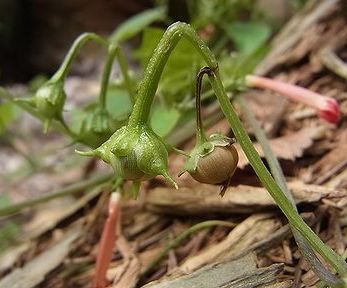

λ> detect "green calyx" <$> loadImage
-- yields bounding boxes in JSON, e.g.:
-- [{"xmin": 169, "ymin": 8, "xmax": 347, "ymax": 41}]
[
  {"xmin": 35, "ymin": 80, "xmax": 66, "ymax": 118},
  {"xmin": 15, "ymin": 79, "xmax": 66, "ymax": 133},
  {"xmin": 76, "ymin": 124, "xmax": 177, "ymax": 188},
  {"xmin": 182, "ymin": 133, "xmax": 233, "ymax": 174}
]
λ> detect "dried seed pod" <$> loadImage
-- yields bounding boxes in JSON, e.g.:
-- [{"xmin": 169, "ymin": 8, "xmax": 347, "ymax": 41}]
[
  {"xmin": 190, "ymin": 144, "xmax": 238, "ymax": 184},
  {"xmin": 181, "ymin": 134, "xmax": 239, "ymax": 190}
]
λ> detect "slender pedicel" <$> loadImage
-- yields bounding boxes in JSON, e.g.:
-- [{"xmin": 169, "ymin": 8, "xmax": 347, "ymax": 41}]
[{"xmin": 52, "ymin": 33, "xmax": 108, "ymax": 82}]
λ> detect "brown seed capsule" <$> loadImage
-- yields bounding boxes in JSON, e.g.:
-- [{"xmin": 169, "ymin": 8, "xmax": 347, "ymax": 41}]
[{"xmin": 190, "ymin": 144, "xmax": 239, "ymax": 184}]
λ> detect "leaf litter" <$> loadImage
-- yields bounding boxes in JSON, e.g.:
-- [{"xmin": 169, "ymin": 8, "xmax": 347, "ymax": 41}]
[{"xmin": 1, "ymin": 1, "xmax": 347, "ymax": 288}]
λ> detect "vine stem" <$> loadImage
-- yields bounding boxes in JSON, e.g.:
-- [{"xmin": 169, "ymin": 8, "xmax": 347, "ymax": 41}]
[
  {"xmin": 98, "ymin": 45, "xmax": 135, "ymax": 108},
  {"xmin": 51, "ymin": 33, "xmax": 108, "ymax": 82},
  {"xmin": 208, "ymin": 70, "xmax": 347, "ymax": 276},
  {"xmin": 127, "ymin": 21, "xmax": 347, "ymax": 278},
  {"xmin": 115, "ymin": 48, "xmax": 136, "ymax": 104},
  {"xmin": 99, "ymin": 44, "xmax": 119, "ymax": 109},
  {"xmin": 237, "ymin": 96, "xmax": 343, "ymax": 287},
  {"xmin": 128, "ymin": 22, "xmax": 217, "ymax": 127}
]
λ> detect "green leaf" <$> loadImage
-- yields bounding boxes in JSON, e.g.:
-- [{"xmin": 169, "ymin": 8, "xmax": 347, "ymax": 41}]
[
  {"xmin": 106, "ymin": 85, "xmax": 133, "ymax": 118},
  {"xmin": 223, "ymin": 21, "xmax": 271, "ymax": 55},
  {"xmin": 133, "ymin": 27, "xmax": 163, "ymax": 68},
  {"xmin": 150, "ymin": 105, "xmax": 181, "ymax": 137},
  {"xmin": 109, "ymin": 7, "xmax": 166, "ymax": 43}
]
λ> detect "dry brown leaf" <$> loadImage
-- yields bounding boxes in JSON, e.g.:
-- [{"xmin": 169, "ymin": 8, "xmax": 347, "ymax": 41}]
[
  {"xmin": 243, "ymin": 91, "xmax": 288, "ymax": 136},
  {"xmin": 236, "ymin": 126, "xmax": 325, "ymax": 168},
  {"xmin": 301, "ymin": 130, "xmax": 347, "ymax": 184},
  {"xmin": 146, "ymin": 181, "xmax": 346, "ymax": 215}
]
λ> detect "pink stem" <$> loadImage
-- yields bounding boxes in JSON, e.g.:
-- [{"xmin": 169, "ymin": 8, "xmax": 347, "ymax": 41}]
[{"xmin": 93, "ymin": 192, "xmax": 121, "ymax": 288}]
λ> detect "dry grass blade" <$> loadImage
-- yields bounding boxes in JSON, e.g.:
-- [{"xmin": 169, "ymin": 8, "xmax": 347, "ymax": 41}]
[{"xmin": 0, "ymin": 227, "xmax": 81, "ymax": 288}]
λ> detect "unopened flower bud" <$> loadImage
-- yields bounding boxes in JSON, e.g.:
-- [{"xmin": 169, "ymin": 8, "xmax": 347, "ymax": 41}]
[
  {"xmin": 76, "ymin": 124, "xmax": 177, "ymax": 188},
  {"xmin": 15, "ymin": 79, "xmax": 66, "ymax": 132},
  {"xmin": 245, "ymin": 75, "xmax": 340, "ymax": 124},
  {"xmin": 78, "ymin": 107, "xmax": 119, "ymax": 148}
]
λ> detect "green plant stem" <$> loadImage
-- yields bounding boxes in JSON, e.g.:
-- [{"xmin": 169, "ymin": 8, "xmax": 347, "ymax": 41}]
[
  {"xmin": 99, "ymin": 44, "xmax": 119, "ymax": 109},
  {"xmin": 166, "ymin": 103, "xmax": 224, "ymax": 146},
  {"xmin": 123, "ymin": 22, "xmax": 347, "ymax": 276},
  {"xmin": 141, "ymin": 220, "xmax": 236, "ymax": 278},
  {"xmin": 99, "ymin": 44, "xmax": 135, "ymax": 109},
  {"xmin": 52, "ymin": 33, "xmax": 108, "ymax": 81},
  {"xmin": 115, "ymin": 47, "xmax": 136, "ymax": 104},
  {"xmin": 128, "ymin": 22, "xmax": 217, "ymax": 127},
  {"xmin": 237, "ymin": 96, "xmax": 343, "ymax": 287},
  {"xmin": 207, "ymin": 70, "xmax": 347, "ymax": 276},
  {"xmin": 0, "ymin": 173, "xmax": 112, "ymax": 217}
]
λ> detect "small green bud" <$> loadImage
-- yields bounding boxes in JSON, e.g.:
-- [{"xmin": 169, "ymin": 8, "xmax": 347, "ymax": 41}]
[
  {"xmin": 77, "ymin": 106, "xmax": 120, "ymax": 148},
  {"xmin": 180, "ymin": 134, "xmax": 238, "ymax": 187},
  {"xmin": 35, "ymin": 80, "xmax": 66, "ymax": 119},
  {"xmin": 15, "ymin": 79, "xmax": 66, "ymax": 132},
  {"xmin": 76, "ymin": 124, "xmax": 177, "ymax": 188},
  {"xmin": 35, "ymin": 80, "xmax": 66, "ymax": 132}
]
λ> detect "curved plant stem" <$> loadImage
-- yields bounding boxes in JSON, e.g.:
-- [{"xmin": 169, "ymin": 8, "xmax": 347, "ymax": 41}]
[
  {"xmin": 237, "ymin": 96, "xmax": 343, "ymax": 287},
  {"xmin": 126, "ymin": 21, "xmax": 347, "ymax": 278},
  {"xmin": 98, "ymin": 44, "xmax": 135, "ymax": 109},
  {"xmin": 195, "ymin": 67, "xmax": 211, "ymax": 145},
  {"xmin": 51, "ymin": 33, "xmax": 108, "ymax": 81},
  {"xmin": 141, "ymin": 220, "xmax": 236, "ymax": 279},
  {"xmin": 128, "ymin": 22, "xmax": 217, "ymax": 127},
  {"xmin": 115, "ymin": 48, "xmax": 136, "ymax": 104},
  {"xmin": 99, "ymin": 44, "xmax": 119, "ymax": 109}
]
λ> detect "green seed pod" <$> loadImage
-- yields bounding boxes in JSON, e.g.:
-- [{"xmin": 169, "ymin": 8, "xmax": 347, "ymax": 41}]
[
  {"xmin": 76, "ymin": 124, "xmax": 177, "ymax": 188},
  {"xmin": 181, "ymin": 134, "xmax": 238, "ymax": 185}
]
